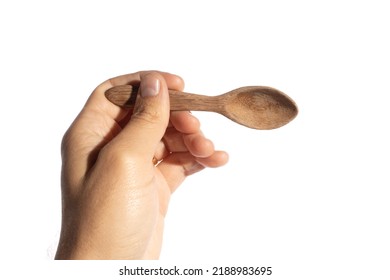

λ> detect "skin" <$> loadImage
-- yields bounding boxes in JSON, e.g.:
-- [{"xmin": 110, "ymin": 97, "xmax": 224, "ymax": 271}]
[{"xmin": 55, "ymin": 71, "xmax": 228, "ymax": 259}]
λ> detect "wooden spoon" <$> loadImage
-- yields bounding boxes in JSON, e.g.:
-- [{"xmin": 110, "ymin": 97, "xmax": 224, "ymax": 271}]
[{"xmin": 105, "ymin": 85, "xmax": 298, "ymax": 130}]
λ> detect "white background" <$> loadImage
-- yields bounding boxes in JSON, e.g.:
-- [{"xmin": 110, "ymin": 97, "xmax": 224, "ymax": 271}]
[{"xmin": 1, "ymin": 0, "xmax": 389, "ymax": 279}]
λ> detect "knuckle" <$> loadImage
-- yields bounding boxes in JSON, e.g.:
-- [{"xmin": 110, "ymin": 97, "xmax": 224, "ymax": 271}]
[{"xmin": 132, "ymin": 104, "xmax": 162, "ymax": 125}]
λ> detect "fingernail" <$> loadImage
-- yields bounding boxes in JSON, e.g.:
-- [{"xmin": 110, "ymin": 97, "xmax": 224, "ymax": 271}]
[{"xmin": 141, "ymin": 76, "xmax": 160, "ymax": 97}]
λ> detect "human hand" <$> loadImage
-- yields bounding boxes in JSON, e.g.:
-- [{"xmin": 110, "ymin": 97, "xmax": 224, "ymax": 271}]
[{"xmin": 55, "ymin": 71, "xmax": 228, "ymax": 259}]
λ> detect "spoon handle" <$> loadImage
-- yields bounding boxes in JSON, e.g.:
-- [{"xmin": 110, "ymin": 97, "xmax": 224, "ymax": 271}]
[
  {"xmin": 105, "ymin": 85, "xmax": 223, "ymax": 112},
  {"xmin": 169, "ymin": 90, "xmax": 225, "ymax": 112}
]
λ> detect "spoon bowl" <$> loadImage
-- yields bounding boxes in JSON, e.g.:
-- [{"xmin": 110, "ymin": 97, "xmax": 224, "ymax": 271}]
[
  {"xmin": 222, "ymin": 86, "xmax": 298, "ymax": 129},
  {"xmin": 105, "ymin": 85, "xmax": 298, "ymax": 130}
]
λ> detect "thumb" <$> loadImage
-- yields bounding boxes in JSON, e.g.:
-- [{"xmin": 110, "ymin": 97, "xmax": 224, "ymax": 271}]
[{"xmin": 115, "ymin": 72, "xmax": 170, "ymax": 161}]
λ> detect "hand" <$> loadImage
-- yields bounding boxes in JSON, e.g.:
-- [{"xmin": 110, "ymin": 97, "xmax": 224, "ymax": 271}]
[{"xmin": 55, "ymin": 71, "xmax": 228, "ymax": 259}]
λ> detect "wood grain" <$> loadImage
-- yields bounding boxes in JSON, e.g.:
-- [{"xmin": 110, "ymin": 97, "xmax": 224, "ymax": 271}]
[{"xmin": 104, "ymin": 85, "xmax": 298, "ymax": 130}]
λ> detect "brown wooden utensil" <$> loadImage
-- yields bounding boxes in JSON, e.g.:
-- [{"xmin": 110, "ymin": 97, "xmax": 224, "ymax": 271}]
[{"xmin": 105, "ymin": 85, "xmax": 298, "ymax": 130}]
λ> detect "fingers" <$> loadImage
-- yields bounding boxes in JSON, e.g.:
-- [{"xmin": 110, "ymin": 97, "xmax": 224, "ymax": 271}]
[
  {"xmin": 182, "ymin": 133, "xmax": 214, "ymax": 158},
  {"xmin": 157, "ymin": 152, "xmax": 205, "ymax": 193},
  {"xmin": 157, "ymin": 151, "xmax": 229, "ymax": 193},
  {"xmin": 169, "ymin": 111, "xmax": 200, "ymax": 133},
  {"xmin": 157, "ymin": 111, "xmax": 229, "ymax": 192},
  {"xmin": 158, "ymin": 123, "xmax": 215, "ymax": 158},
  {"xmin": 162, "ymin": 112, "xmax": 213, "ymax": 155},
  {"xmin": 158, "ymin": 111, "xmax": 228, "ymax": 162},
  {"xmin": 195, "ymin": 151, "xmax": 229, "ymax": 167}
]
